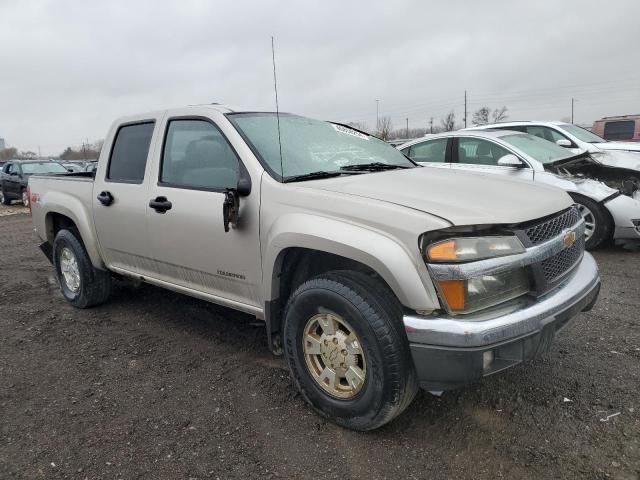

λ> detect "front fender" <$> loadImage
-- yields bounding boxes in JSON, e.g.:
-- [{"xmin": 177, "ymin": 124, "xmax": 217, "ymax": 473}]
[
  {"xmin": 536, "ymin": 171, "xmax": 618, "ymax": 202},
  {"xmin": 263, "ymin": 213, "xmax": 440, "ymax": 311}
]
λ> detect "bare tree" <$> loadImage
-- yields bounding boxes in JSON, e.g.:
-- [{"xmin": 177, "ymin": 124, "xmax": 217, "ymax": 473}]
[
  {"xmin": 441, "ymin": 111, "xmax": 456, "ymax": 131},
  {"xmin": 472, "ymin": 107, "xmax": 490, "ymax": 125},
  {"xmin": 376, "ymin": 116, "xmax": 393, "ymax": 140},
  {"xmin": 0, "ymin": 147, "xmax": 17, "ymax": 162},
  {"xmin": 491, "ymin": 106, "xmax": 508, "ymax": 122}
]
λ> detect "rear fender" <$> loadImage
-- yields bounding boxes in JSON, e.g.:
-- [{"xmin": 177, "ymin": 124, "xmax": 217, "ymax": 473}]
[{"xmin": 42, "ymin": 191, "xmax": 105, "ymax": 269}]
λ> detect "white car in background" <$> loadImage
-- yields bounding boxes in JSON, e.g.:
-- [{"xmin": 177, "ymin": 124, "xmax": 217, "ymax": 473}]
[
  {"xmin": 466, "ymin": 120, "xmax": 640, "ymax": 155},
  {"xmin": 399, "ymin": 130, "xmax": 640, "ymax": 250}
]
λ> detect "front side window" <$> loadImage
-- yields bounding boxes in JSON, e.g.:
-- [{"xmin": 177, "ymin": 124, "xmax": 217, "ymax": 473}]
[
  {"xmin": 603, "ymin": 121, "xmax": 635, "ymax": 141},
  {"xmin": 525, "ymin": 126, "xmax": 568, "ymax": 144},
  {"xmin": 107, "ymin": 122, "xmax": 155, "ymax": 183},
  {"xmin": 501, "ymin": 134, "xmax": 572, "ymax": 164},
  {"xmin": 404, "ymin": 138, "xmax": 447, "ymax": 163},
  {"xmin": 227, "ymin": 113, "xmax": 415, "ymax": 180},
  {"xmin": 457, "ymin": 138, "xmax": 511, "ymax": 166},
  {"xmin": 160, "ymin": 119, "xmax": 239, "ymax": 190}
]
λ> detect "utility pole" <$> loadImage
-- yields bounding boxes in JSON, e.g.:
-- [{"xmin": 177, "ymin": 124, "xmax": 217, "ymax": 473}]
[
  {"xmin": 406, "ymin": 118, "xmax": 409, "ymax": 138},
  {"xmin": 376, "ymin": 99, "xmax": 379, "ymax": 130},
  {"xmin": 429, "ymin": 117, "xmax": 433, "ymax": 134},
  {"xmin": 38, "ymin": 145, "xmax": 41, "ymax": 158},
  {"xmin": 464, "ymin": 90, "xmax": 468, "ymax": 128},
  {"xmin": 571, "ymin": 97, "xmax": 575, "ymax": 123}
]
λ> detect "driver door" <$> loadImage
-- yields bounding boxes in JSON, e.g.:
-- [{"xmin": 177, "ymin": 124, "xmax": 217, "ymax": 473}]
[{"xmin": 145, "ymin": 116, "xmax": 262, "ymax": 309}]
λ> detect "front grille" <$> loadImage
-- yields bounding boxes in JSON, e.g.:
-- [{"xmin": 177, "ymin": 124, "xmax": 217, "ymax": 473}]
[
  {"xmin": 515, "ymin": 206, "xmax": 584, "ymax": 295},
  {"xmin": 540, "ymin": 234, "xmax": 584, "ymax": 282},
  {"xmin": 524, "ymin": 207, "xmax": 581, "ymax": 245}
]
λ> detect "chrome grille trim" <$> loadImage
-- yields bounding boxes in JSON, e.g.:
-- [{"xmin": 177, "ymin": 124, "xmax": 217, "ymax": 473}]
[{"xmin": 524, "ymin": 206, "xmax": 581, "ymax": 245}]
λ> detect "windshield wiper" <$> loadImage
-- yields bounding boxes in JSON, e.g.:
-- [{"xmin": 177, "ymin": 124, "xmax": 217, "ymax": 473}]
[
  {"xmin": 340, "ymin": 162, "xmax": 411, "ymax": 172},
  {"xmin": 283, "ymin": 171, "xmax": 349, "ymax": 183}
]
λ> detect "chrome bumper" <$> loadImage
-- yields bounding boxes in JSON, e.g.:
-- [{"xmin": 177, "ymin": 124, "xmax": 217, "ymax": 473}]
[{"xmin": 404, "ymin": 252, "xmax": 600, "ymax": 348}]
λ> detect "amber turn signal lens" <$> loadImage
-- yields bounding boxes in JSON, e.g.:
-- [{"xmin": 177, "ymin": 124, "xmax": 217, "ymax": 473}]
[
  {"xmin": 438, "ymin": 280, "xmax": 465, "ymax": 311},
  {"xmin": 428, "ymin": 240, "xmax": 458, "ymax": 261}
]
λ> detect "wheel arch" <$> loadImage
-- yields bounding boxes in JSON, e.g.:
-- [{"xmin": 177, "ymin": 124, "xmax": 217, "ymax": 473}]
[
  {"xmin": 262, "ymin": 214, "xmax": 440, "ymax": 353},
  {"xmin": 45, "ymin": 208, "xmax": 105, "ymax": 269}
]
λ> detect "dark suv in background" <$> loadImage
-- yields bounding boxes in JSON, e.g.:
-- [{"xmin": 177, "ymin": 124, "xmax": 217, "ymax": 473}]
[{"xmin": 0, "ymin": 160, "xmax": 69, "ymax": 207}]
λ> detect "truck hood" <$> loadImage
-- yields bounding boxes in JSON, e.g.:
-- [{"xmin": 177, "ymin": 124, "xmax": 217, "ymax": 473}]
[{"xmin": 299, "ymin": 167, "xmax": 572, "ymax": 226}]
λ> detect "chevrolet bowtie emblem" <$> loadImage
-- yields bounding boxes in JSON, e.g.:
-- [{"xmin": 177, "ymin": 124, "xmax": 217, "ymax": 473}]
[{"xmin": 563, "ymin": 230, "xmax": 577, "ymax": 249}]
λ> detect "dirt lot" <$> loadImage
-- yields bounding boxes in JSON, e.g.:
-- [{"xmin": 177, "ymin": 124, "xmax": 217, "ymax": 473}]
[{"xmin": 0, "ymin": 210, "xmax": 638, "ymax": 480}]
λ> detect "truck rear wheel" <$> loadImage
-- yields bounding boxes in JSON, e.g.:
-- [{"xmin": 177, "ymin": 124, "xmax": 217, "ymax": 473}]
[
  {"xmin": 283, "ymin": 271, "xmax": 418, "ymax": 431},
  {"xmin": 53, "ymin": 229, "xmax": 111, "ymax": 308}
]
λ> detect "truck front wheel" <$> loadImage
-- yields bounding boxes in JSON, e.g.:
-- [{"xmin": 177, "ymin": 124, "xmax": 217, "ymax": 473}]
[
  {"xmin": 53, "ymin": 229, "xmax": 111, "ymax": 308},
  {"xmin": 283, "ymin": 271, "xmax": 418, "ymax": 431}
]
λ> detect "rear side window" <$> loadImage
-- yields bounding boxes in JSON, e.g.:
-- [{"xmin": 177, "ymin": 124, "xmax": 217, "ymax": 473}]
[
  {"xmin": 405, "ymin": 138, "xmax": 448, "ymax": 163},
  {"xmin": 107, "ymin": 122, "xmax": 155, "ymax": 183},
  {"xmin": 603, "ymin": 120, "xmax": 635, "ymax": 140},
  {"xmin": 160, "ymin": 119, "xmax": 239, "ymax": 190}
]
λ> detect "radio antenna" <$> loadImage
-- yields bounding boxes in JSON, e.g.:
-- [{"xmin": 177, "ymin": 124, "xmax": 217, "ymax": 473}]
[{"xmin": 271, "ymin": 36, "xmax": 284, "ymax": 180}]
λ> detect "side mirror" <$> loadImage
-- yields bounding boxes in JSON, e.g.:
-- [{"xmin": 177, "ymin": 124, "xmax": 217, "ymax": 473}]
[
  {"xmin": 497, "ymin": 154, "xmax": 525, "ymax": 168},
  {"xmin": 223, "ymin": 166, "xmax": 252, "ymax": 232},
  {"xmin": 556, "ymin": 139, "xmax": 572, "ymax": 148}
]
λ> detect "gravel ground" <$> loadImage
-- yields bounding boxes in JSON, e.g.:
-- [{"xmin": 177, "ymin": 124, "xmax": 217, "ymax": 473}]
[{"xmin": 0, "ymin": 210, "xmax": 639, "ymax": 480}]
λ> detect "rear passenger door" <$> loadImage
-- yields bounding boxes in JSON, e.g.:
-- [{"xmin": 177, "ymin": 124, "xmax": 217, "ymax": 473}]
[
  {"xmin": 93, "ymin": 118, "xmax": 161, "ymax": 275},
  {"xmin": 449, "ymin": 136, "xmax": 534, "ymax": 181},
  {"xmin": 144, "ymin": 115, "xmax": 262, "ymax": 309}
]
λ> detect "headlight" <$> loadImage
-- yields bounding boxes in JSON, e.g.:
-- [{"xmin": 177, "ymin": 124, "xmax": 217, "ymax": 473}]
[
  {"xmin": 437, "ymin": 268, "xmax": 530, "ymax": 314},
  {"xmin": 426, "ymin": 236, "xmax": 525, "ymax": 262}
]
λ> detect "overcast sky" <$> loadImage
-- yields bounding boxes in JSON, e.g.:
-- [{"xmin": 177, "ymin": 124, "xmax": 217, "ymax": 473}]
[{"xmin": 1, "ymin": 0, "xmax": 639, "ymax": 155}]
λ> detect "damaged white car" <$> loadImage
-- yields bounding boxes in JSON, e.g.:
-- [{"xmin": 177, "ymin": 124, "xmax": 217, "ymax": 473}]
[
  {"xmin": 465, "ymin": 120, "xmax": 640, "ymax": 154},
  {"xmin": 399, "ymin": 130, "xmax": 640, "ymax": 249}
]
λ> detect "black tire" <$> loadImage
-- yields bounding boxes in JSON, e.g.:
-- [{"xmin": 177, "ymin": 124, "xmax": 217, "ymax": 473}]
[
  {"xmin": 53, "ymin": 229, "xmax": 111, "ymax": 308},
  {"xmin": 570, "ymin": 193, "xmax": 612, "ymax": 250},
  {"xmin": 0, "ymin": 188, "xmax": 10, "ymax": 205},
  {"xmin": 283, "ymin": 271, "xmax": 418, "ymax": 431}
]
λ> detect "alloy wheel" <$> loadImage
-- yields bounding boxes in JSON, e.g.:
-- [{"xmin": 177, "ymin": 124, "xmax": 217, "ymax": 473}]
[
  {"xmin": 577, "ymin": 203, "xmax": 596, "ymax": 242},
  {"xmin": 60, "ymin": 247, "xmax": 81, "ymax": 292},
  {"xmin": 302, "ymin": 313, "xmax": 367, "ymax": 399}
]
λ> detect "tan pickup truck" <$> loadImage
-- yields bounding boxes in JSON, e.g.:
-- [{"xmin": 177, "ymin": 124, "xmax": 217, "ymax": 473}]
[{"xmin": 29, "ymin": 105, "xmax": 601, "ymax": 430}]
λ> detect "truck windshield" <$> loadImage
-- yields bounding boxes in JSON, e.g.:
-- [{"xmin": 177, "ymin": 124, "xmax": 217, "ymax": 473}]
[
  {"xmin": 21, "ymin": 162, "xmax": 68, "ymax": 174},
  {"xmin": 227, "ymin": 113, "xmax": 415, "ymax": 181},
  {"xmin": 500, "ymin": 134, "xmax": 574, "ymax": 164}
]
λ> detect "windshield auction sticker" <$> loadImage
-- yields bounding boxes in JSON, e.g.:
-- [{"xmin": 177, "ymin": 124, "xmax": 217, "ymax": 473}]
[{"xmin": 332, "ymin": 124, "xmax": 369, "ymax": 140}]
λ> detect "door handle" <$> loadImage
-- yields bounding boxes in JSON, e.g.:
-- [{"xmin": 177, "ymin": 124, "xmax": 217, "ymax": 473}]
[
  {"xmin": 97, "ymin": 191, "xmax": 114, "ymax": 206},
  {"xmin": 149, "ymin": 196, "xmax": 172, "ymax": 213}
]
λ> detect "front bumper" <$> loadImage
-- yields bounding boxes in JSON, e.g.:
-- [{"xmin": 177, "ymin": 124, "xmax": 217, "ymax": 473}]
[
  {"xmin": 605, "ymin": 194, "xmax": 640, "ymax": 240},
  {"xmin": 404, "ymin": 253, "xmax": 600, "ymax": 390}
]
